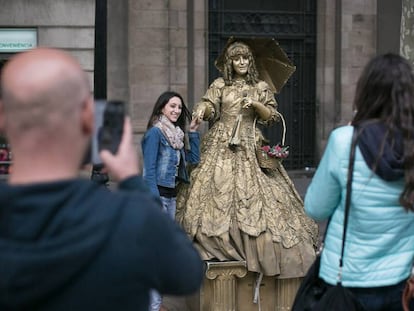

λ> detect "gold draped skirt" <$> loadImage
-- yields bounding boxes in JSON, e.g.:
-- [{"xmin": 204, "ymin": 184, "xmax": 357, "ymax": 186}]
[{"xmin": 177, "ymin": 118, "xmax": 318, "ymax": 277}]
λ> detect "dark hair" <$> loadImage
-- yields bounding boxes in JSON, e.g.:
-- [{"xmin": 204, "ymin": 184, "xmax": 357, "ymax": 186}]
[
  {"xmin": 146, "ymin": 91, "xmax": 191, "ymax": 132},
  {"xmin": 223, "ymin": 41, "xmax": 259, "ymax": 86},
  {"xmin": 352, "ymin": 53, "xmax": 414, "ymax": 211}
]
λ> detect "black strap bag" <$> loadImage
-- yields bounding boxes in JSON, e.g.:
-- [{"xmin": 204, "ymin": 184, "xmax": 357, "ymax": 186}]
[
  {"xmin": 402, "ymin": 273, "xmax": 414, "ymax": 311},
  {"xmin": 292, "ymin": 128, "xmax": 365, "ymax": 311}
]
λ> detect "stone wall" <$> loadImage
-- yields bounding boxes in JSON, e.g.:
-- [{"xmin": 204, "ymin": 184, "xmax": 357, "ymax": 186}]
[
  {"xmin": 0, "ymin": 0, "xmax": 394, "ymax": 160},
  {"xmin": 0, "ymin": 0, "xmax": 95, "ymax": 89},
  {"xmin": 316, "ymin": 0, "xmax": 376, "ymax": 155},
  {"xmin": 315, "ymin": 0, "xmax": 336, "ymax": 156},
  {"xmin": 0, "ymin": 0, "xmax": 209, "ymax": 141},
  {"xmin": 128, "ymin": 0, "xmax": 190, "ymax": 133},
  {"xmin": 341, "ymin": 0, "xmax": 376, "ymax": 123},
  {"xmin": 107, "ymin": 0, "xmax": 129, "ymax": 103},
  {"xmin": 193, "ymin": 0, "xmax": 208, "ymax": 107}
]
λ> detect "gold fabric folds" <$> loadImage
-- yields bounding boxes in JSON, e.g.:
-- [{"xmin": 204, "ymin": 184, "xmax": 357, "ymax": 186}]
[{"xmin": 177, "ymin": 77, "xmax": 318, "ymax": 277}]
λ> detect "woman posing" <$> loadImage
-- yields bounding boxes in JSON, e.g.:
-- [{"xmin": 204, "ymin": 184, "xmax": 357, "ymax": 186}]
[
  {"xmin": 142, "ymin": 91, "xmax": 201, "ymax": 311},
  {"xmin": 305, "ymin": 53, "xmax": 414, "ymax": 310},
  {"xmin": 176, "ymin": 40, "xmax": 318, "ymax": 290}
]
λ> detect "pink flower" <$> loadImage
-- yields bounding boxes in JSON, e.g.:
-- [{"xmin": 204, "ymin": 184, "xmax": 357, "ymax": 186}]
[
  {"xmin": 261, "ymin": 144, "xmax": 289, "ymax": 159},
  {"xmin": 261, "ymin": 145, "xmax": 271, "ymax": 152}
]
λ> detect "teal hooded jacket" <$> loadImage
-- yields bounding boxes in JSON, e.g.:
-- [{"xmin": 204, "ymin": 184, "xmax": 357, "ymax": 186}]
[{"xmin": 305, "ymin": 125, "xmax": 414, "ymax": 287}]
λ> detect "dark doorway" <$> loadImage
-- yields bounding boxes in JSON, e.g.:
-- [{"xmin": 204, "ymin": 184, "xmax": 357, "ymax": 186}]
[{"xmin": 208, "ymin": 0, "xmax": 317, "ymax": 169}]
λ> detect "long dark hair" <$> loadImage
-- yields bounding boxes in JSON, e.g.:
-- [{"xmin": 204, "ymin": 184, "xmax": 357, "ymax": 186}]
[
  {"xmin": 352, "ymin": 53, "xmax": 414, "ymax": 211},
  {"xmin": 146, "ymin": 91, "xmax": 191, "ymax": 132}
]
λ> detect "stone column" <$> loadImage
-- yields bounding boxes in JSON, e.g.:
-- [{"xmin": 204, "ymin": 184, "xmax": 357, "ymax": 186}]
[
  {"xmin": 316, "ymin": 0, "xmax": 376, "ymax": 156},
  {"xmin": 107, "ymin": 0, "xmax": 129, "ymax": 102},
  {"xmin": 205, "ymin": 261, "xmax": 248, "ymax": 311},
  {"xmin": 127, "ymin": 0, "xmax": 188, "ymax": 134}
]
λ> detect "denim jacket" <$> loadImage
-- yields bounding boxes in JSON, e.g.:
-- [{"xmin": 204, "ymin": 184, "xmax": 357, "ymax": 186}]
[{"xmin": 142, "ymin": 127, "xmax": 200, "ymax": 197}]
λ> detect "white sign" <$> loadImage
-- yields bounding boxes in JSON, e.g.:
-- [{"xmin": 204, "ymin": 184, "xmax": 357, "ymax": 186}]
[{"xmin": 0, "ymin": 28, "xmax": 37, "ymax": 52}]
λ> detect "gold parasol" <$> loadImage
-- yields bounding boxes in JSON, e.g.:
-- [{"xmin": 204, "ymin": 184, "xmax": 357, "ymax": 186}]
[{"xmin": 215, "ymin": 37, "xmax": 296, "ymax": 94}]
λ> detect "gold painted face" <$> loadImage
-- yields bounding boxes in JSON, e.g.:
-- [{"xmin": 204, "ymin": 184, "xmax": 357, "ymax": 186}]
[
  {"xmin": 232, "ymin": 55, "xmax": 249, "ymax": 76},
  {"xmin": 226, "ymin": 42, "xmax": 252, "ymax": 78}
]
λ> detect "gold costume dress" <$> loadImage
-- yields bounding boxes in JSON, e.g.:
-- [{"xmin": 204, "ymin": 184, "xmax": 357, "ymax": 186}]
[{"xmin": 177, "ymin": 77, "xmax": 318, "ymax": 277}]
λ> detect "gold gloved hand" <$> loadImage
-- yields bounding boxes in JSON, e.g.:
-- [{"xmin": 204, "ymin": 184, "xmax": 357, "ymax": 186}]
[
  {"xmin": 245, "ymin": 99, "xmax": 271, "ymax": 121},
  {"xmin": 193, "ymin": 102, "xmax": 213, "ymax": 121}
]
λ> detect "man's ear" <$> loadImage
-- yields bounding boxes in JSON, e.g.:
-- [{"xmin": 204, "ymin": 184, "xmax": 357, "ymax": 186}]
[{"xmin": 81, "ymin": 96, "xmax": 94, "ymax": 136}]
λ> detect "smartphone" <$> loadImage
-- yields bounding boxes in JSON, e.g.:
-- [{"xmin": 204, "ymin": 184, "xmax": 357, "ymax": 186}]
[{"xmin": 89, "ymin": 100, "xmax": 125, "ymax": 165}]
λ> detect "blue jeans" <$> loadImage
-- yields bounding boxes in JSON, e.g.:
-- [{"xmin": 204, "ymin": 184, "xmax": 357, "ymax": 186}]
[
  {"xmin": 348, "ymin": 280, "xmax": 411, "ymax": 311},
  {"xmin": 160, "ymin": 196, "xmax": 176, "ymax": 220}
]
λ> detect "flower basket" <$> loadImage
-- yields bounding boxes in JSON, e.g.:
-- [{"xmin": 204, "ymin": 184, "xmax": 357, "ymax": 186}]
[
  {"xmin": 254, "ymin": 112, "xmax": 289, "ymax": 170},
  {"xmin": 256, "ymin": 148, "xmax": 280, "ymax": 169},
  {"xmin": 256, "ymin": 144, "xmax": 289, "ymax": 169}
]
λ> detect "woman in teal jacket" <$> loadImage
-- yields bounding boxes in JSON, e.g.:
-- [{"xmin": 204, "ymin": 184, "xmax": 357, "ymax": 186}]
[{"xmin": 305, "ymin": 54, "xmax": 414, "ymax": 311}]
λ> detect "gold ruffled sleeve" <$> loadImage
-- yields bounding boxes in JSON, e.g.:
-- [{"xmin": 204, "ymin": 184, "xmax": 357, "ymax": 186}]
[
  {"xmin": 256, "ymin": 81, "xmax": 279, "ymax": 125},
  {"xmin": 194, "ymin": 78, "xmax": 225, "ymax": 123}
]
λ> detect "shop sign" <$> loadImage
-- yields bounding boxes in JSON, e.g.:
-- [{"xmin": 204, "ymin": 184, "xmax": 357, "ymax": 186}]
[{"xmin": 0, "ymin": 28, "xmax": 37, "ymax": 52}]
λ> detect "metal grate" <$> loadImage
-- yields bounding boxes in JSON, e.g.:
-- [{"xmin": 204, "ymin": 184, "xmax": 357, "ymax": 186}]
[{"xmin": 208, "ymin": 0, "xmax": 317, "ymax": 169}]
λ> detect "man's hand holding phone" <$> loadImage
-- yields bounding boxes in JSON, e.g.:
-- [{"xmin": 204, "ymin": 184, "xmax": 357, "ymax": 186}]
[{"xmin": 99, "ymin": 117, "xmax": 140, "ymax": 182}]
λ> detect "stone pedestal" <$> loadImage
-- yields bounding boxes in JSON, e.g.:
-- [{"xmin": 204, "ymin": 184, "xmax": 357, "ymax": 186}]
[
  {"xmin": 187, "ymin": 261, "xmax": 247, "ymax": 311},
  {"xmin": 186, "ymin": 261, "xmax": 302, "ymax": 311},
  {"xmin": 237, "ymin": 273, "xmax": 302, "ymax": 311}
]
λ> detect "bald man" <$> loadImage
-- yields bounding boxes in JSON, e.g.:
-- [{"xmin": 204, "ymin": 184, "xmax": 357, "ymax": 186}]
[{"xmin": 0, "ymin": 48, "xmax": 203, "ymax": 311}]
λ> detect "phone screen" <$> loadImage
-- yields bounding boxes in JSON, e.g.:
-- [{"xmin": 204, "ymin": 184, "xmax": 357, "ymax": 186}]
[{"xmin": 89, "ymin": 100, "xmax": 125, "ymax": 165}]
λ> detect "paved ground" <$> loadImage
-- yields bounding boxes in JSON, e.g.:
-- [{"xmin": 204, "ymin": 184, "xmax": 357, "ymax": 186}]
[
  {"xmin": 287, "ymin": 168, "xmax": 315, "ymax": 198},
  {"xmin": 163, "ymin": 296, "xmax": 191, "ymax": 311}
]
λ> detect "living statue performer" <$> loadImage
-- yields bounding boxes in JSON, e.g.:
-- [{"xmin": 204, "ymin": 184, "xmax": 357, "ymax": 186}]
[{"xmin": 176, "ymin": 39, "xmax": 318, "ymax": 281}]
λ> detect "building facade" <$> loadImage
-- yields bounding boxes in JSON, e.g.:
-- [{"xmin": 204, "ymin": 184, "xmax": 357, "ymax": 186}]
[{"xmin": 0, "ymin": 0, "xmax": 404, "ymax": 170}]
